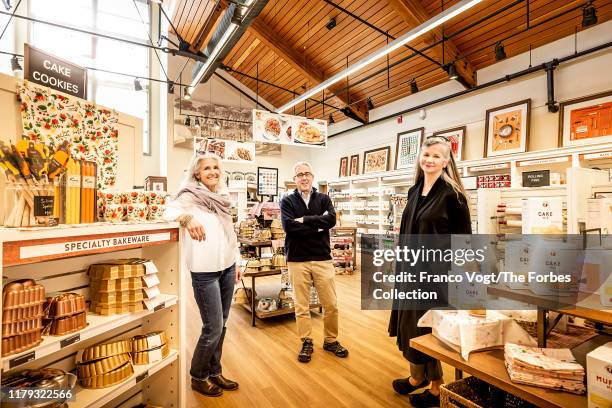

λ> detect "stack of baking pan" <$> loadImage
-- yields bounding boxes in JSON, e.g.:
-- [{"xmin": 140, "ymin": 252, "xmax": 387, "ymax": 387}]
[
  {"xmin": 88, "ymin": 260, "xmax": 146, "ymax": 315},
  {"xmin": 43, "ymin": 293, "xmax": 87, "ymax": 335},
  {"xmin": 77, "ymin": 339, "xmax": 134, "ymax": 388},
  {"xmin": 130, "ymin": 331, "xmax": 169, "ymax": 365},
  {"xmin": 2, "ymin": 279, "xmax": 45, "ymax": 356},
  {"xmin": 1, "ymin": 367, "xmax": 77, "ymax": 407}
]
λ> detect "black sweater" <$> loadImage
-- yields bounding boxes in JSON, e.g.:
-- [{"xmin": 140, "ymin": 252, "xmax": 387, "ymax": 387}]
[{"xmin": 280, "ymin": 188, "xmax": 336, "ymax": 262}]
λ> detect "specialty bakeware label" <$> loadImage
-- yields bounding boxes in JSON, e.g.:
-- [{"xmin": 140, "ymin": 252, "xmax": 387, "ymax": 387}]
[{"xmin": 19, "ymin": 232, "xmax": 171, "ymax": 260}]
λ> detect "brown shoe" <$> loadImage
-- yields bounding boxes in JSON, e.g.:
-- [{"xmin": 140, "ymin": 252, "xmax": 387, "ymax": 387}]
[
  {"xmin": 210, "ymin": 375, "xmax": 239, "ymax": 390},
  {"xmin": 191, "ymin": 378, "xmax": 223, "ymax": 397}
]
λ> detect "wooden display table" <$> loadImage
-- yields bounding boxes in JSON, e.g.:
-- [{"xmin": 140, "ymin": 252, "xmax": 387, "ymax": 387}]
[
  {"xmin": 488, "ymin": 285, "xmax": 612, "ymax": 346},
  {"xmin": 411, "ymin": 333, "xmax": 611, "ymax": 408}
]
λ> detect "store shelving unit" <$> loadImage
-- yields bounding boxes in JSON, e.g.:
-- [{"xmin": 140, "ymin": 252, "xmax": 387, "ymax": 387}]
[{"xmin": 0, "ymin": 222, "xmax": 182, "ymax": 408}]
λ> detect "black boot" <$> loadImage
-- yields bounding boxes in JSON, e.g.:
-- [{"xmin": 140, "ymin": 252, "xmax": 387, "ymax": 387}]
[
  {"xmin": 392, "ymin": 377, "xmax": 430, "ymax": 395},
  {"xmin": 298, "ymin": 338, "xmax": 314, "ymax": 363},
  {"xmin": 191, "ymin": 378, "xmax": 223, "ymax": 397}
]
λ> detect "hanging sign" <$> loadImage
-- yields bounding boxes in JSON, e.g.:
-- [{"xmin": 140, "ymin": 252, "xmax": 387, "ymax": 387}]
[
  {"xmin": 24, "ymin": 44, "xmax": 87, "ymax": 99},
  {"xmin": 252, "ymin": 109, "xmax": 327, "ymax": 148},
  {"xmin": 194, "ymin": 137, "xmax": 255, "ymax": 163}
]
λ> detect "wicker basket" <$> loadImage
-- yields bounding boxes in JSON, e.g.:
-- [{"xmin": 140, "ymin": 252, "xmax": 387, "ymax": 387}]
[{"xmin": 441, "ymin": 376, "xmax": 537, "ymax": 408}]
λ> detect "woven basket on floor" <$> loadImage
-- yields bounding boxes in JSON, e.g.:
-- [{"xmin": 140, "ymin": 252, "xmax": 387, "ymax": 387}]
[{"xmin": 441, "ymin": 376, "xmax": 537, "ymax": 408}]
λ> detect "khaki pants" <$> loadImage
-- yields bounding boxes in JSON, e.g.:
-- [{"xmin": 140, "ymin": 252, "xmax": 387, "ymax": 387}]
[{"xmin": 288, "ymin": 260, "xmax": 338, "ymax": 342}]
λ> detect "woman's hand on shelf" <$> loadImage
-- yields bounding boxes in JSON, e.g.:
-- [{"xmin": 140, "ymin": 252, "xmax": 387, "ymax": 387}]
[{"xmin": 187, "ymin": 219, "xmax": 206, "ymax": 241}]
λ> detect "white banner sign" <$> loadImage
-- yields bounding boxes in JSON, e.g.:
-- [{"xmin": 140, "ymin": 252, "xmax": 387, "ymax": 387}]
[
  {"xmin": 252, "ymin": 109, "xmax": 327, "ymax": 148},
  {"xmin": 194, "ymin": 137, "xmax": 255, "ymax": 163},
  {"xmin": 583, "ymin": 151, "xmax": 612, "ymax": 160},
  {"xmin": 19, "ymin": 232, "xmax": 171, "ymax": 259},
  {"xmin": 518, "ymin": 156, "xmax": 569, "ymax": 166}
]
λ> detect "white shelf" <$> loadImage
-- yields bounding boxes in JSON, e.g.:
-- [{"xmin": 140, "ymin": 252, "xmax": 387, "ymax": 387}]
[
  {"xmin": 2, "ymin": 294, "xmax": 178, "ymax": 371},
  {"xmin": 70, "ymin": 349, "xmax": 178, "ymax": 408}
]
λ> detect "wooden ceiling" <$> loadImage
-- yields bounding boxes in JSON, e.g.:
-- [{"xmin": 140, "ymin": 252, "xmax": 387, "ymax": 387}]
[{"xmin": 172, "ymin": 0, "xmax": 612, "ymax": 123}]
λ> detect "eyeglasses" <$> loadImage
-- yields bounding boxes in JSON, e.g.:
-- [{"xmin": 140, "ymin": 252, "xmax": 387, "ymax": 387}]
[{"xmin": 294, "ymin": 172, "xmax": 313, "ymax": 179}]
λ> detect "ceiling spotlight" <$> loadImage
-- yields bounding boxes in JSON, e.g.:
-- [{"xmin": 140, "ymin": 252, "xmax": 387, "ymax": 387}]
[
  {"xmin": 328, "ymin": 113, "xmax": 335, "ymax": 124},
  {"xmin": 410, "ymin": 80, "xmax": 419, "ymax": 94},
  {"xmin": 184, "ymin": 116, "xmax": 191, "ymax": 127},
  {"xmin": 2, "ymin": 0, "xmax": 11, "ymax": 11},
  {"xmin": 167, "ymin": 81, "xmax": 175, "ymax": 94},
  {"xmin": 495, "ymin": 41, "xmax": 507, "ymax": 61},
  {"xmin": 367, "ymin": 97, "xmax": 374, "ymax": 110},
  {"xmin": 214, "ymin": 120, "xmax": 221, "ymax": 130},
  {"xmin": 447, "ymin": 63, "xmax": 458, "ymax": 80},
  {"xmin": 134, "ymin": 78, "xmax": 143, "ymax": 91},
  {"xmin": 326, "ymin": 17, "xmax": 337, "ymax": 30},
  {"xmin": 184, "ymin": 88, "xmax": 191, "ymax": 100},
  {"xmin": 10, "ymin": 55, "xmax": 22, "ymax": 72},
  {"xmin": 582, "ymin": 1, "xmax": 597, "ymax": 27}
]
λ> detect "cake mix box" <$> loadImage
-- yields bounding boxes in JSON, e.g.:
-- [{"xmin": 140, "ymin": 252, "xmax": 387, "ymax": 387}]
[
  {"xmin": 522, "ymin": 197, "xmax": 563, "ymax": 234},
  {"xmin": 587, "ymin": 341, "xmax": 612, "ymax": 408}
]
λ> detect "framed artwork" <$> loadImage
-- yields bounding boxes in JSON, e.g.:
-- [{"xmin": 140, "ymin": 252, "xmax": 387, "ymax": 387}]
[
  {"xmin": 349, "ymin": 154, "xmax": 360, "ymax": 176},
  {"xmin": 558, "ymin": 90, "xmax": 612, "ymax": 147},
  {"xmin": 484, "ymin": 99, "xmax": 530, "ymax": 157},
  {"xmin": 257, "ymin": 167, "xmax": 278, "ymax": 197},
  {"xmin": 363, "ymin": 146, "xmax": 391, "ymax": 174},
  {"xmin": 395, "ymin": 128, "xmax": 424, "ymax": 170},
  {"xmin": 145, "ymin": 176, "xmax": 167, "ymax": 192},
  {"xmin": 339, "ymin": 156, "xmax": 348, "ymax": 178},
  {"xmin": 432, "ymin": 126, "xmax": 466, "ymax": 162}
]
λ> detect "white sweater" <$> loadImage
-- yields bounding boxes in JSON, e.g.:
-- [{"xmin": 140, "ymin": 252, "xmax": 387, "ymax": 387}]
[{"xmin": 163, "ymin": 193, "xmax": 239, "ymax": 273}]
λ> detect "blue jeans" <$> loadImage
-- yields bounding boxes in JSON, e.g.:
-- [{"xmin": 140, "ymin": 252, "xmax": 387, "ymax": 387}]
[{"xmin": 190, "ymin": 264, "xmax": 235, "ymax": 381}]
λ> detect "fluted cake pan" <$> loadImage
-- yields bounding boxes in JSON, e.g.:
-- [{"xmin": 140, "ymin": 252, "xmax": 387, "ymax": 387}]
[
  {"xmin": 43, "ymin": 312, "xmax": 87, "ymax": 336},
  {"xmin": 89, "ymin": 278, "xmax": 143, "ymax": 292},
  {"xmin": 2, "ymin": 316, "xmax": 43, "ymax": 337},
  {"xmin": 131, "ymin": 343, "xmax": 169, "ymax": 365},
  {"xmin": 44, "ymin": 293, "xmax": 86, "ymax": 319},
  {"xmin": 91, "ymin": 301, "xmax": 144, "ymax": 315},
  {"xmin": 94, "ymin": 290, "xmax": 144, "ymax": 304},
  {"xmin": 78, "ymin": 339, "xmax": 131, "ymax": 363},
  {"xmin": 3, "ymin": 280, "xmax": 45, "ymax": 310},
  {"xmin": 77, "ymin": 353, "xmax": 131, "ymax": 378},
  {"xmin": 130, "ymin": 331, "xmax": 167, "ymax": 352},
  {"xmin": 2, "ymin": 330, "xmax": 43, "ymax": 356},
  {"xmin": 2, "ymin": 304, "xmax": 44, "ymax": 323},
  {"xmin": 87, "ymin": 260, "xmax": 146, "ymax": 280},
  {"xmin": 78, "ymin": 361, "xmax": 134, "ymax": 389}
]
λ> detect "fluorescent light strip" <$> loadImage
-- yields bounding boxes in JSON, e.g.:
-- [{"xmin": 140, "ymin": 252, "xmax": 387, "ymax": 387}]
[
  {"xmin": 276, "ymin": 0, "xmax": 482, "ymax": 113},
  {"xmin": 189, "ymin": 22, "xmax": 239, "ymax": 93}
]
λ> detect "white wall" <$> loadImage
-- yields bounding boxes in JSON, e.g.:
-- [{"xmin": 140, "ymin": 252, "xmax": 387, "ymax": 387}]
[{"xmin": 313, "ymin": 21, "xmax": 612, "ymax": 179}]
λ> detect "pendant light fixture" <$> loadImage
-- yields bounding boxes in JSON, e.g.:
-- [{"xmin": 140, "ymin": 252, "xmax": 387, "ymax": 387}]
[
  {"xmin": 328, "ymin": 113, "xmax": 335, "ymax": 124},
  {"xmin": 10, "ymin": 55, "xmax": 22, "ymax": 72},
  {"xmin": 582, "ymin": 1, "xmax": 597, "ymax": 27},
  {"xmin": 134, "ymin": 78, "xmax": 143, "ymax": 91},
  {"xmin": 495, "ymin": 41, "xmax": 507, "ymax": 61},
  {"xmin": 410, "ymin": 80, "xmax": 419, "ymax": 94},
  {"xmin": 367, "ymin": 97, "xmax": 374, "ymax": 110},
  {"xmin": 447, "ymin": 63, "xmax": 458, "ymax": 80},
  {"xmin": 184, "ymin": 116, "xmax": 191, "ymax": 127},
  {"xmin": 184, "ymin": 87, "xmax": 191, "ymax": 100}
]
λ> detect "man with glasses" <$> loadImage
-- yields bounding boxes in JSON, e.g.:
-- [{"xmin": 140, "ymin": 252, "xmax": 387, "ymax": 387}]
[{"xmin": 280, "ymin": 161, "xmax": 349, "ymax": 363}]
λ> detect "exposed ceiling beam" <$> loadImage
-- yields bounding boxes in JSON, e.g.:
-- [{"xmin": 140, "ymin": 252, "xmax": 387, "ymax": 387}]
[
  {"xmin": 247, "ymin": 18, "xmax": 368, "ymax": 123},
  {"xmin": 189, "ymin": 0, "xmax": 227, "ymax": 53},
  {"xmin": 387, "ymin": 0, "xmax": 476, "ymax": 87}
]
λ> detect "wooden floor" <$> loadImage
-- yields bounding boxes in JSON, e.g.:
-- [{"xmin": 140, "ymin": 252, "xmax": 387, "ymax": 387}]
[{"xmin": 193, "ymin": 270, "xmax": 455, "ymax": 408}]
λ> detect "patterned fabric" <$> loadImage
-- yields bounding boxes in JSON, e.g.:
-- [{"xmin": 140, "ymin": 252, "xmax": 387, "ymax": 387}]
[{"xmin": 18, "ymin": 80, "xmax": 119, "ymax": 188}]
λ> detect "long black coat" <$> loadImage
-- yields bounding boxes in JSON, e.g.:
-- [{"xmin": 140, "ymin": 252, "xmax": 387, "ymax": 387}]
[{"xmin": 388, "ymin": 176, "xmax": 472, "ymax": 363}]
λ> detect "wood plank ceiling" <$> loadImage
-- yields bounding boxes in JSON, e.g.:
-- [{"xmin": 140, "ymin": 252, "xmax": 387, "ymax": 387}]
[{"xmin": 172, "ymin": 0, "xmax": 612, "ymax": 123}]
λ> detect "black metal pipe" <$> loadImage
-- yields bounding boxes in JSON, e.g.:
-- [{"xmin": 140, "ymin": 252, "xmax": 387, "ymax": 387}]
[
  {"xmin": 545, "ymin": 60, "xmax": 559, "ymax": 113},
  {"xmin": 330, "ymin": 41, "xmax": 612, "ymax": 138}
]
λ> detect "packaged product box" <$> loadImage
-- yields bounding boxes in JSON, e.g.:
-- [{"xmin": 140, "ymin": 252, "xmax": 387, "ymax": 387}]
[
  {"xmin": 587, "ymin": 341, "xmax": 612, "ymax": 408},
  {"xmin": 522, "ymin": 197, "xmax": 563, "ymax": 234}
]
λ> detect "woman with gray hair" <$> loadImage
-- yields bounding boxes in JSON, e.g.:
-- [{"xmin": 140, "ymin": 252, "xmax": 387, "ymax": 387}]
[{"xmin": 164, "ymin": 152, "xmax": 240, "ymax": 397}]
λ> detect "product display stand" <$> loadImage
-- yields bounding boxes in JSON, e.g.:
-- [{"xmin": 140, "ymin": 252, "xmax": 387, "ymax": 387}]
[
  {"xmin": 330, "ymin": 227, "xmax": 357, "ymax": 273},
  {"xmin": 412, "ymin": 333, "xmax": 610, "ymax": 408},
  {"xmin": 0, "ymin": 222, "xmax": 181, "ymax": 408}
]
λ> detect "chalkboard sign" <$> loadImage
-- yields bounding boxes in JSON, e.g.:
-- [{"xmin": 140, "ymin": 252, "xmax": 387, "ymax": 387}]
[
  {"xmin": 522, "ymin": 170, "xmax": 550, "ymax": 187},
  {"xmin": 24, "ymin": 44, "xmax": 87, "ymax": 99}
]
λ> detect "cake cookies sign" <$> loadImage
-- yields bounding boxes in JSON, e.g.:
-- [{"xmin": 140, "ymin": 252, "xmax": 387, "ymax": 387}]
[{"xmin": 252, "ymin": 109, "xmax": 328, "ymax": 148}]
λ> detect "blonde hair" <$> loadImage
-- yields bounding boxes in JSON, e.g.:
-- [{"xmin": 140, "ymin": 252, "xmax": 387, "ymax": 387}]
[
  {"xmin": 414, "ymin": 137, "xmax": 467, "ymax": 201},
  {"xmin": 181, "ymin": 152, "xmax": 227, "ymax": 193}
]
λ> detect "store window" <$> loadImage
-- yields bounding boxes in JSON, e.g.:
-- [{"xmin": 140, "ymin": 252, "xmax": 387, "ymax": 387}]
[
  {"xmin": 29, "ymin": 0, "xmax": 151, "ymax": 154},
  {"xmin": 0, "ymin": 10, "xmax": 15, "ymax": 75}
]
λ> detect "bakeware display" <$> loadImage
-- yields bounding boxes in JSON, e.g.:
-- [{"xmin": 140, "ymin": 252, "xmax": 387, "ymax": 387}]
[
  {"xmin": 91, "ymin": 301, "xmax": 144, "ymax": 315},
  {"xmin": 87, "ymin": 260, "xmax": 146, "ymax": 280},
  {"xmin": 131, "ymin": 343, "xmax": 169, "ymax": 365},
  {"xmin": 95, "ymin": 290, "xmax": 144, "ymax": 304},
  {"xmin": 2, "ymin": 279, "xmax": 46, "ymax": 356},
  {"xmin": 78, "ymin": 339, "xmax": 131, "ymax": 363},
  {"xmin": 43, "ymin": 311, "xmax": 87, "ymax": 336},
  {"xmin": 2, "ymin": 330, "xmax": 43, "ymax": 356},
  {"xmin": 89, "ymin": 278, "xmax": 143, "ymax": 293},
  {"xmin": 77, "ymin": 353, "xmax": 131, "ymax": 378},
  {"xmin": 44, "ymin": 293, "xmax": 86, "ymax": 318},
  {"xmin": 1, "ymin": 367, "xmax": 77, "ymax": 407},
  {"xmin": 130, "ymin": 331, "xmax": 167, "ymax": 352},
  {"xmin": 78, "ymin": 361, "xmax": 134, "ymax": 389}
]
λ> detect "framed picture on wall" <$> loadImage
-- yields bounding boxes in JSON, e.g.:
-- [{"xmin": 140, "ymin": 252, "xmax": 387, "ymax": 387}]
[
  {"xmin": 363, "ymin": 146, "xmax": 391, "ymax": 174},
  {"xmin": 349, "ymin": 154, "xmax": 360, "ymax": 176},
  {"xmin": 145, "ymin": 176, "xmax": 167, "ymax": 192},
  {"xmin": 339, "ymin": 156, "xmax": 348, "ymax": 178},
  {"xmin": 432, "ymin": 126, "xmax": 466, "ymax": 162},
  {"xmin": 395, "ymin": 128, "xmax": 423, "ymax": 170},
  {"xmin": 559, "ymin": 90, "xmax": 612, "ymax": 147},
  {"xmin": 484, "ymin": 99, "xmax": 530, "ymax": 157}
]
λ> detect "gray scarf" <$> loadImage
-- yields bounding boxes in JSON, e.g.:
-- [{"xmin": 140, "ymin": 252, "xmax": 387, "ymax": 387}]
[{"xmin": 176, "ymin": 183, "xmax": 236, "ymax": 243}]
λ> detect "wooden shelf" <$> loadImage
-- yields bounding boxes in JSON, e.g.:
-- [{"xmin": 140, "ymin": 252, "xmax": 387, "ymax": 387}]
[
  {"xmin": 410, "ymin": 334, "xmax": 605, "ymax": 408},
  {"xmin": 238, "ymin": 238, "xmax": 273, "ymax": 247},
  {"xmin": 71, "ymin": 349, "xmax": 178, "ymax": 408},
  {"xmin": 2, "ymin": 294, "xmax": 178, "ymax": 372}
]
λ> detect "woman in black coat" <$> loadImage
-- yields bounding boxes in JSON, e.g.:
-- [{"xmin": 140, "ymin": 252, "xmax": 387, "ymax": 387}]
[{"xmin": 388, "ymin": 136, "xmax": 471, "ymax": 407}]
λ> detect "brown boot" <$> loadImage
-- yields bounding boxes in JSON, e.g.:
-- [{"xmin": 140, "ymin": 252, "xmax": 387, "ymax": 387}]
[
  {"xmin": 191, "ymin": 378, "xmax": 223, "ymax": 397},
  {"xmin": 210, "ymin": 375, "xmax": 239, "ymax": 390}
]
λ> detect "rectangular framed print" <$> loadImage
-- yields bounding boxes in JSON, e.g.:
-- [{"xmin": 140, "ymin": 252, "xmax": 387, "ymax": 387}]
[
  {"xmin": 339, "ymin": 156, "xmax": 348, "ymax": 178},
  {"xmin": 349, "ymin": 154, "xmax": 360, "ymax": 176},
  {"xmin": 363, "ymin": 146, "xmax": 391, "ymax": 174},
  {"xmin": 257, "ymin": 167, "xmax": 278, "ymax": 197},
  {"xmin": 395, "ymin": 128, "xmax": 424, "ymax": 170},
  {"xmin": 559, "ymin": 90, "xmax": 612, "ymax": 147},
  {"xmin": 433, "ymin": 126, "xmax": 466, "ymax": 162},
  {"xmin": 484, "ymin": 99, "xmax": 530, "ymax": 157}
]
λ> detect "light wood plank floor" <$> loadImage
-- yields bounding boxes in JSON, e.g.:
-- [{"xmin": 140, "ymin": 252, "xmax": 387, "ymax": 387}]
[{"xmin": 194, "ymin": 271, "xmax": 454, "ymax": 407}]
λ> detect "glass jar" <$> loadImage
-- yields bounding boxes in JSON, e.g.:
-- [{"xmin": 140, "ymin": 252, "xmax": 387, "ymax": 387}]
[{"xmin": 3, "ymin": 180, "xmax": 57, "ymax": 227}]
